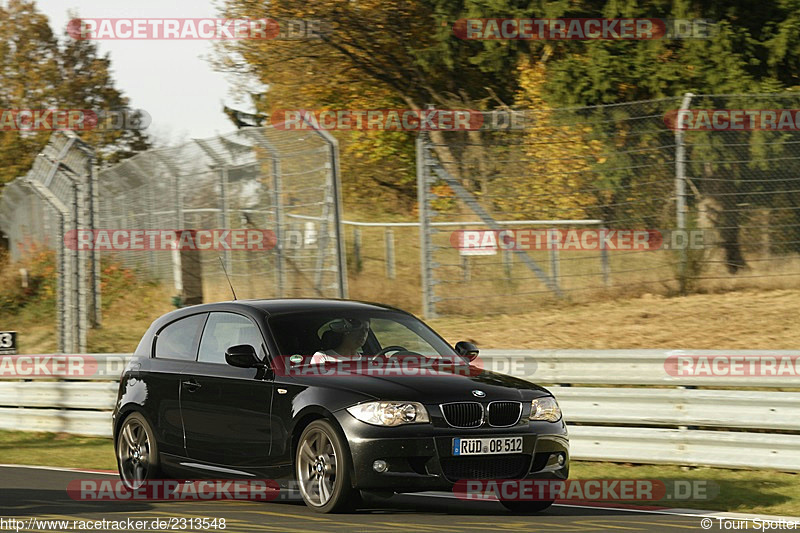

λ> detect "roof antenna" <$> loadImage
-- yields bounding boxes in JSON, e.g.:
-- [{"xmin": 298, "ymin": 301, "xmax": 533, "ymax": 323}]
[{"xmin": 219, "ymin": 256, "xmax": 237, "ymax": 300}]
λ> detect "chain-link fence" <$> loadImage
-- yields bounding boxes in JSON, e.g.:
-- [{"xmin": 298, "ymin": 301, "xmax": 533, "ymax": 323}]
[
  {"xmin": 0, "ymin": 126, "xmax": 348, "ymax": 351},
  {"xmin": 0, "ymin": 131, "xmax": 97, "ymax": 351},
  {"xmin": 3, "ymin": 94, "xmax": 800, "ymax": 333},
  {"xmin": 417, "ymin": 93, "xmax": 800, "ymax": 316},
  {"xmin": 680, "ymin": 94, "xmax": 800, "ymax": 289},
  {"xmin": 96, "ymin": 126, "xmax": 347, "ymax": 303}
]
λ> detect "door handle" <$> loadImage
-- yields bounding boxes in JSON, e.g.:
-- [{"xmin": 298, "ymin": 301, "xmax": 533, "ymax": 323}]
[{"xmin": 181, "ymin": 379, "xmax": 202, "ymax": 392}]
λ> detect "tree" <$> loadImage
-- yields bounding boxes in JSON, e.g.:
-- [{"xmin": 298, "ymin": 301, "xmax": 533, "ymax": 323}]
[
  {"xmin": 539, "ymin": 1, "xmax": 800, "ymax": 273},
  {"xmin": 0, "ymin": 0, "xmax": 60, "ymax": 185},
  {"xmin": 212, "ymin": 0, "xmax": 540, "ymax": 209},
  {"xmin": 490, "ymin": 57, "xmax": 604, "ymax": 220},
  {"xmin": 0, "ymin": 1, "xmax": 150, "ymax": 187},
  {"xmin": 56, "ymin": 21, "xmax": 151, "ymax": 164}
]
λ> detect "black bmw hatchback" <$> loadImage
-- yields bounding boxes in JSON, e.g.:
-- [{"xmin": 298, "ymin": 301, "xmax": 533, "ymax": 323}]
[{"xmin": 113, "ymin": 299, "xmax": 569, "ymax": 513}]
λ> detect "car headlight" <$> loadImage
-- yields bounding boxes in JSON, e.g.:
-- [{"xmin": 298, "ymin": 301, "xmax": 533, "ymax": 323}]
[
  {"xmin": 529, "ymin": 396, "xmax": 562, "ymax": 422},
  {"xmin": 347, "ymin": 401, "xmax": 430, "ymax": 426}
]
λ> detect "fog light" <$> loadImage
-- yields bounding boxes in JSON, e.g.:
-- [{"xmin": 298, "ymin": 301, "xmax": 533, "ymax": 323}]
[
  {"xmin": 557, "ymin": 453, "xmax": 565, "ymax": 466},
  {"xmin": 373, "ymin": 460, "xmax": 388, "ymax": 473}
]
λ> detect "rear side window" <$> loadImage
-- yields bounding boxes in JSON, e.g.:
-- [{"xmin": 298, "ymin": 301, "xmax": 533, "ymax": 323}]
[
  {"xmin": 155, "ymin": 314, "xmax": 207, "ymax": 360},
  {"xmin": 198, "ymin": 312, "xmax": 265, "ymax": 364}
]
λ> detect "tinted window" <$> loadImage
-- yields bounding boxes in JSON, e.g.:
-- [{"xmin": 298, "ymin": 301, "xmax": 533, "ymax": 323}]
[
  {"xmin": 154, "ymin": 314, "xmax": 207, "ymax": 360},
  {"xmin": 198, "ymin": 312, "xmax": 264, "ymax": 364},
  {"xmin": 268, "ymin": 311, "xmax": 456, "ymax": 358},
  {"xmin": 370, "ymin": 319, "xmax": 439, "ymax": 356}
]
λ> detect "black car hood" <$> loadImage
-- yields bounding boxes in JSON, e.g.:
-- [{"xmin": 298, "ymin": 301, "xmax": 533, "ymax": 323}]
[{"xmin": 280, "ymin": 365, "xmax": 551, "ymax": 404}]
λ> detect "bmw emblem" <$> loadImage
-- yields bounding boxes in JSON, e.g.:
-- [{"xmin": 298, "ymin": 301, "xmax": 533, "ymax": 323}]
[{"xmin": 472, "ymin": 390, "xmax": 486, "ymax": 398}]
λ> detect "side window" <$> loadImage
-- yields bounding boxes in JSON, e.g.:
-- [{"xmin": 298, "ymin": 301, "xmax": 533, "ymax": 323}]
[
  {"xmin": 198, "ymin": 312, "xmax": 264, "ymax": 365},
  {"xmin": 154, "ymin": 314, "xmax": 207, "ymax": 360}
]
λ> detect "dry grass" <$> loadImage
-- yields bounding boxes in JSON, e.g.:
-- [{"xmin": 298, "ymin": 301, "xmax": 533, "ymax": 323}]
[
  {"xmin": 2, "ymin": 283, "xmax": 798, "ymax": 354},
  {"xmin": 342, "ymin": 220, "xmax": 800, "ymax": 317},
  {"xmin": 429, "ymin": 288, "xmax": 800, "ymax": 349},
  {"xmin": 1, "ymin": 214, "xmax": 798, "ymax": 353},
  {"xmin": 0, "ymin": 283, "xmax": 174, "ymax": 354}
]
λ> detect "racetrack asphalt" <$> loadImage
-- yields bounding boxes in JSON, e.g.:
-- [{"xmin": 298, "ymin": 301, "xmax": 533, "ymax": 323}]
[{"xmin": 0, "ymin": 465, "xmax": 789, "ymax": 532}]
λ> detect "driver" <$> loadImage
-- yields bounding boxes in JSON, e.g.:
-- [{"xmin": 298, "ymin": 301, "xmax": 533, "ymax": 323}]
[{"xmin": 311, "ymin": 318, "xmax": 370, "ymax": 364}]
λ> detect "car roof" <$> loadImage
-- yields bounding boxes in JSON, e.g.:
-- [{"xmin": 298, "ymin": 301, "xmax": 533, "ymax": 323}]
[{"xmin": 166, "ymin": 298, "xmax": 406, "ymax": 318}]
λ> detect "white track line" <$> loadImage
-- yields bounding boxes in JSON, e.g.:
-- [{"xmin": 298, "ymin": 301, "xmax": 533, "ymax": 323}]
[{"xmin": 0, "ymin": 463, "xmax": 117, "ymax": 475}]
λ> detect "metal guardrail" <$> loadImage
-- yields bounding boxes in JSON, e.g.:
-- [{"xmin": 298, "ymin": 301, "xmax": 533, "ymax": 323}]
[
  {"xmin": 0, "ymin": 350, "xmax": 798, "ymax": 471},
  {"xmin": 549, "ymin": 386, "xmax": 800, "ymax": 431},
  {"xmin": 568, "ymin": 426, "xmax": 800, "ymax": 471},
  {"xmin": 481, "ymin": 349, "xmax": 800, "ymax": 388}
]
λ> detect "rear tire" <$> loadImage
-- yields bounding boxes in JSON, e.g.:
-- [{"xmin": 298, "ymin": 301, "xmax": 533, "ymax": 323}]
[
  {"xmin": 116, "ymin": 412, "xmax": 162, "ymax": 490},
  {"xmin": 295, "ymin": 419, "xmax": 359, "ymax": 513},
  {"xmin": 500, "ymin": 500, "xmax": 555, "ymax": 513}
]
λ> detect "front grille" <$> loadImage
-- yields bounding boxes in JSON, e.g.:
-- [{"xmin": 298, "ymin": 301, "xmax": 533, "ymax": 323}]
[
  {"xmin": 441, "ymin": 402, "xmax": 483, "ymax": 428},
  {"xmin": 440, "ymin": 454, "xmax": 530, "ymax": 481},
  {"xmin": 488, "ymin": 401, "xmax": 522, "ymax": 427}
]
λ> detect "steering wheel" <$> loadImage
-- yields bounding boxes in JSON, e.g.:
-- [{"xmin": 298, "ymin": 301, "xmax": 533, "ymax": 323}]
[{"xmin": 371, "ymin": 345, "xmax": 407, "ymax": 362}]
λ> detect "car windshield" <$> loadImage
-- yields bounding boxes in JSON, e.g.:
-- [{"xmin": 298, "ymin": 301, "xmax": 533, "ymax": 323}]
[{"xmin": 267, "ymin": 310, "xmax": 458, "ymax": 359}]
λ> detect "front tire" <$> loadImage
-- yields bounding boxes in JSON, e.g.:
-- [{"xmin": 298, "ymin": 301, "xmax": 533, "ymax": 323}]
[
  {"xmin": 500, "ymin": 500, "xmax": 555, "ymax": 513},
  {"xmin": 116, "ymin": 412, "xmax": 162, "ymax": 490},
  {"xmin": 295, "ymin": 419, "xmax": 358, "ymax": 513}
]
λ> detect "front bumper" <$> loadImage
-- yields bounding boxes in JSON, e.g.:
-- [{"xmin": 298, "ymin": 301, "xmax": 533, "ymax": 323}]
[{"xmin": 335, "ymin": 411, "xmax": 569, "ymax": 492}]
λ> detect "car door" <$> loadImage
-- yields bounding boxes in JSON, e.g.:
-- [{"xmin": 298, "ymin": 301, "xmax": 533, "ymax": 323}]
[
  {"xmin": 180, "ymin": 311, "xmax": 273, "ymax": 468},
  {"xmin": 149, "ymin": 313, "xmax": 207, "ymax": 457}
]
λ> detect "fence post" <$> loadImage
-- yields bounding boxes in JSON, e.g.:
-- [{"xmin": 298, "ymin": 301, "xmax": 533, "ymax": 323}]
[
  {"xmin": 88, "ymin": 157, "xmax": 102, "ymax": 328},
  {"xmin": 304, "ymin": 125, "xmax": 348, "ymax": 299},
  {"xmin": 417, "ymin": 132, "xmax": 437, "ymax": 318},
  {"xmin": 27, "ymin": 135, "xmax": 87, "ymax": 353},
  {"xmin": 144, "ymin": 174, "xmax": 158, "ymax": 278},
  {"xmin": 220, "ymin": 166, "xmax": 232, "ymax": 276},
  {"xmin": 173, "ymin": 170, "xmax": 185, "ymax": 300},
  {"xmin": 271, "ymin": 156, "xmax": 285, "ymax": 298},
  {"xmin": 600, "ymin": 226, "xmax": 611, "ymax": 287},
  {"xmin": 353, "ymin": 227, "xmax": 362, "ymax": 273},
  {"xmin": 249, "ymin": 134, "xmax": 286, "ymax": 298},
  {"xmin": 502, "ymin": 249, "xmax": 512, "ymax": 281},
  {"xmin": 384, "ymin": 227, "xmax": 395, "ymax": 279},
  {"xmin": 25, "ymin": 180, "xmax": 72, "ymax": 352},
  {"xmin": 548, "ymin": 228, "xmax": 561, "ymax": 292},
  {"xmin": 72, "ymin": 162, "xmax": 87, "ymax": 353},
  {"xmin": 675, "ymin": 92, "xmax": 694, "ymax": 294}
]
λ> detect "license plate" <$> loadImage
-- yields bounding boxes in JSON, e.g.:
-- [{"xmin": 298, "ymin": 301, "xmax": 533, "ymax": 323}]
[{"xmin": 452, "ymin": 437, "xmax": 523, "ymax": 456}]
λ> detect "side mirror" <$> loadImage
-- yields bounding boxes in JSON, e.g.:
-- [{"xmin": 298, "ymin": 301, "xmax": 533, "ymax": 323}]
[
  {"xmin": 225, "ymin": 344, "xmax": 265, "ymax": 368},
  {"xmin": 455, "ymin": 341, "xmax": 480, "ymax": 362}
]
